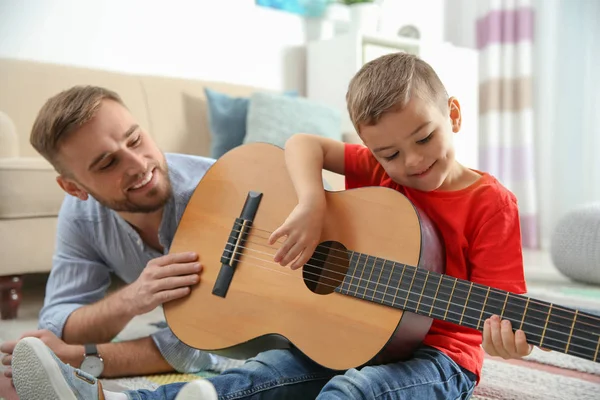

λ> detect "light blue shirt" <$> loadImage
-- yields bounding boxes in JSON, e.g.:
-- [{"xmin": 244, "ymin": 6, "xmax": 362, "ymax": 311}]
[{"xmin": 38, "ymin": 152, "xmax": 219, "ymax": 373}]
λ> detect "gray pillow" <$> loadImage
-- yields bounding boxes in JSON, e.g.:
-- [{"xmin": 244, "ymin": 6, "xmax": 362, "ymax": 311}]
[
  {"xmin": 244, "ymin": 92, "xmax": 342, "ymax": 148},
  {"xmin": 550, "ymin": 202, "xmax": 600, "ymax": 285}
]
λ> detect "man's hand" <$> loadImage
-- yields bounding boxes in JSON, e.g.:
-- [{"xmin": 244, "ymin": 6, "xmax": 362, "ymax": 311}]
[
  {"xmin": 482, "ymin": 314, "xmax": 551, "ymax": 359},
  {"xmin": 119, "ymin": 252, "xmax": 202, "ymax": 316},
  {"xmin": 269, "ymin": 201, "xmax": 325, "ymax": 270},
  {"xmin": 1, "ymin": 329, "xmax": 83, "ymax": 380}
]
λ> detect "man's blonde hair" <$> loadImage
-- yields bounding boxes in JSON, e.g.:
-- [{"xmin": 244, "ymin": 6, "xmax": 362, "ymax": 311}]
[
  {"xmin": 30, "ymin": 85, "xmax": 125, "ymax": 173},
  {"xmin": 346, "ymin": 52, "xmax": 448, "ymax": 132}
]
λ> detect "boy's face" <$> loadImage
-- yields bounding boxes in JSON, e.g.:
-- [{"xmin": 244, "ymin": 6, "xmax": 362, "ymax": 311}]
[
  {"xmin": 359, "ymin": 95, "xmax": 461, "ymax": 192},
  {"xmin": 55, "ymin": 99, "xmax": 172, "ymax": 213}
]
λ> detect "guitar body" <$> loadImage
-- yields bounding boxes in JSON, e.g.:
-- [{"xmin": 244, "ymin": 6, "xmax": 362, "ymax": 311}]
[{"xmin": 164, "ymin": 142, "xmax": 445, "ymax": 370}]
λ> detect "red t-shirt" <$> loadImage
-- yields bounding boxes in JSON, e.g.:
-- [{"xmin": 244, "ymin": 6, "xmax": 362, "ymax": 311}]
[{"xmin": 344, "ymin": 143, "xmax": 527, "ymax": 382}]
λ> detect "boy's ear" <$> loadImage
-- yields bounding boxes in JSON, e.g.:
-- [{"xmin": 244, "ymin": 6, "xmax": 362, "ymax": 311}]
[
  {"xmin": 448, "ymin": 97, "xmax": 462, "ymax": 133},
  {"xmin": 56, "ymin": 175, "xmax": 89, "ymax": 201}
]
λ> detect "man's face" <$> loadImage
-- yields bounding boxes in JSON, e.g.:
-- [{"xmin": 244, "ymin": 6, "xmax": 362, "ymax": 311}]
[
  {"xmin": 57, "ymin": 99, "xmax": 172, "ymax": 213},
  {"xmin": 359, "ymin": 96, "xmax": 461, "ymax": 192}
]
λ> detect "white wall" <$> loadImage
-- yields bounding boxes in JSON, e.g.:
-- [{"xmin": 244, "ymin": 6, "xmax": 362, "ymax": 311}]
[
  {"xmin": 444, "ymin": 0, "xmax": 478, "ymax": 49},
  {"xmin": 0, "ymin": 0, "xmax": 307, "ymax": 92}
]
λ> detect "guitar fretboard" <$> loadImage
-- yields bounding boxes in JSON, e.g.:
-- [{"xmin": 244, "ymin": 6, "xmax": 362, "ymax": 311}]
[{"xmin": 333, "ymin": 251, "xmax": 600, "ymax": 363}]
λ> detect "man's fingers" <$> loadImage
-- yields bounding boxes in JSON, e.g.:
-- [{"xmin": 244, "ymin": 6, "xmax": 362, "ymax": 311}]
[
  {"xmin": 153, "ymin": 252, "xmax": 199, "ymax": 267},
  {"xmin": 159, "ymin": 287, "xmax": 192, "ymax": 304},
  {"xmin": 1, "ymin": 354, "xmax": 12, "ymax": 366},
  {"xmin": 0, "ymin": 340, "xmax": 16, "ymax": 354},
  {"xmin": 155, "ymin": 274, "xmax": 200, "ymax": 292},
  {"xmin": 4, "ymin": 367, "xmax": 12, "ymax": 378},
  {"xmin": 155, "ymin": 262, "xmax": 202, "ymax": 279}
]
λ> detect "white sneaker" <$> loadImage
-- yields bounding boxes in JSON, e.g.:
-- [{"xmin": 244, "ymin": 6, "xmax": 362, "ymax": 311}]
[
  {"xmin": 174, "ymin": 379, "xmax": 218, "ymax": 400},
  {"xmin": 12, "ymin": 337, "xmax": 104, "ymax": 400}
]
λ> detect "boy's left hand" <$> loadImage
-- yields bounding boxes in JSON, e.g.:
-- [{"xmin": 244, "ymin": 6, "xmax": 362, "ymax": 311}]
[{"xmin": 482, "ymin": 314, "xmax": 533, "ymax": 359}]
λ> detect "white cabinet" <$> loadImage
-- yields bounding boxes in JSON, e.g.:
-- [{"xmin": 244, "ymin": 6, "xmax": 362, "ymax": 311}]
[{"xmin": 307, "ymin": 32, "xmax": 479, "ymax": 169}]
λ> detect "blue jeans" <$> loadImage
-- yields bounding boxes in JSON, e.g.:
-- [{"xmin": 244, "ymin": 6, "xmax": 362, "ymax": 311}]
[{"xmin": 124, "ymin": 345, "xmax": 477, "ymax": 400}]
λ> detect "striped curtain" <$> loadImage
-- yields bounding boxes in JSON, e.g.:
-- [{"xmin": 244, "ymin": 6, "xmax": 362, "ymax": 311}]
[{"xmin": 477, "ymin": 0, "xmax": 538, "ymax": 248}]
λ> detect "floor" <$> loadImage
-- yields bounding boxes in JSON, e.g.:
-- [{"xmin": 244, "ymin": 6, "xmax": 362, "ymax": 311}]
[{"xmin": 2, "ymin": 249, "xmax": 596, "ymax": 344}]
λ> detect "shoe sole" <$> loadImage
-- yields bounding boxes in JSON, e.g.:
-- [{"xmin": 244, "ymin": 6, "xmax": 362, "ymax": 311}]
[
  {"xmin": 176, "ymin": 380, "xmax": 219, "ymax": 400},
  {"xmin": 13, "ymin": 337, "xmax": 79, "ymax": 400}
]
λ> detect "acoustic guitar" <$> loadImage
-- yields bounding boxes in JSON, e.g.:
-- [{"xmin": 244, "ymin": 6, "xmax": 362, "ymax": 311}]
[{"xmin": 163, "ymin": 142, "xmax": 600, "ymax": 370}]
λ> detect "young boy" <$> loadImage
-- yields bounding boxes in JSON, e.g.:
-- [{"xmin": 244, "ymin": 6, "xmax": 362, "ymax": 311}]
[{"xmin": 11, "ymin": 52, "xmax": 534, "ymax": 400}]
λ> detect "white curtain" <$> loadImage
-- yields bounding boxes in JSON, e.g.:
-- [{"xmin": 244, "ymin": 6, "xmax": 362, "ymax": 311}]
[
  {"xmin": 476, "ymin": 0, "xmax": 538, "ymax": 248},
  {"xmin": 534, "ymin": 0, "xmax": 600, "ymax": 248}
]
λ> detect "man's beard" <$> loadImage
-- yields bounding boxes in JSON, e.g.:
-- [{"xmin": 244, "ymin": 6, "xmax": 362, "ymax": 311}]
[{"xmin": 83, "ymin": 165, "xmax": 173, "ymax": 213}]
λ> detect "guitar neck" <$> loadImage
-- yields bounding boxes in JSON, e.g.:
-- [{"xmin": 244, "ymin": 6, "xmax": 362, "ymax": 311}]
[{"xmin": 334, "ymin": 252, "xmax": 600, "ymax": 363}]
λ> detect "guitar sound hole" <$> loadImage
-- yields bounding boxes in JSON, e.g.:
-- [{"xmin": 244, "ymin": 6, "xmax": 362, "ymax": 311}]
[{"xmin": 303, "ymin": 241, "xmax": 349, "ymax": 295}]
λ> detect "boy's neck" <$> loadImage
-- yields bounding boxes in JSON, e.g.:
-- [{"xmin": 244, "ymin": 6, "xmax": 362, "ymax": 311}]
[{"xmin": 438, "ymin": 162, "xmax": 481, "ymax": 191}]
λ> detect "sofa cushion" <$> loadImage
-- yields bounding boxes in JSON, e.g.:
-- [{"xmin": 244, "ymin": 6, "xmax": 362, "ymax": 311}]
[
  {"xmin": 0, "ymin": 157, "xmax": 65, "ymax": 219},
  {"xmin": 205, "ymin": 88, "xmax": 298, "ymax": 159},
  {"xmin": 244, "ymin": 92, "xmax": 341, "ymax": 149},
  {"xmin": 0, "ymin": 111, "xmax": 18, "ymax": 158}
]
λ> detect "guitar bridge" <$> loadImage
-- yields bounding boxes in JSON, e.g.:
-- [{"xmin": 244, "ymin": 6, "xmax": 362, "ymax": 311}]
[{"xmin": 212, "ymin": 191, "xmax": 263, "ymax": 297}]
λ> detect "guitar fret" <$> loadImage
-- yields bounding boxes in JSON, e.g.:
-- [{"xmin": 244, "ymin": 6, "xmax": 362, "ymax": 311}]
[
  {"xmin": 356, "ymin": 254, "xmax": 369, "ymax": 299},
  {"xmin": 567, "ymin": 309, "xmax": 600, "ymax": 360},
  {"xmin": 544, "ymin": 305, "xmax": 572, "ymax": 353},
  {"xmin": 462, "ymin": 284, "xmax": 489, "ymax": 330},
  {"xmin": 431, "ymin": 274, "xmax": 443, "ymax": 317},
  {"xmin": 444, "ymin": 277, "xmax": 458, "ymax": 320},
  {"xmin": 365, "ymin": 256, "xmax": 377, "ymax": 301},
  {"xmin": 518, "ymin": 296, "xmax": 547, "ymax": 346},
  {"xmin": 347, "ymin": 253, "xmax": 363, "ymax": 295},
  {"xmin": 459, "ymin": 282, "xmax": 473, "ymax": 325},
  {"xmin": 500, "ymin": 292, "xmax": 509, "ymax": 319},
  {"xmin": 565, "ymin": 310, "xmax": 578, "ymax": 354},
  {"xmin": 381, "ymin": 261, "xmax": 396, "ymax": 305},
  {"xmin": 371, "ymin": 256, "xmax": 385, "ymax": 303},
  {"xmin": 595, "ymin": 336, "xmax": 600, "ymax": 362},
  {"xmin": 415, "ymin": 271, "xmax": 430, "ymax": 314},
  {"xmin": 540, "ymin": 303, "xmax": 552, "ymax": 347},
  {"xmin": 391, "ymin": 264, "xmax": 408, "ymax": 309},
  {"xmin": 403, "ymin": 267, "xmax": 418, "ymax": 310},
  {"xmin": 520, "ymin": 298, "xmax": 530, "ymax": 331},
  {"xmin": 477, "ymin": 287, "xmax": 491, "ymax": 331},
  {"xmin": 417, "ymin": 270, "xmax": 438, "ymax": 317}
]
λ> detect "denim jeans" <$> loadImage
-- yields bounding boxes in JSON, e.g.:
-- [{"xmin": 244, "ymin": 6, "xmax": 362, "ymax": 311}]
[{"xmin": 125, "ymin": 345, "xmax": 477, "ymax": 400}]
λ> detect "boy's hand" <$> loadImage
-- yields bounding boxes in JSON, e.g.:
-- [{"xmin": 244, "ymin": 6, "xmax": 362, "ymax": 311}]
[
  {"xmin": 482, "ymin": 314, "xmax": 550, "ymax": 359},
  {"xmin": 269, "ymin": 200, "xmax": 325, "ymax": 270}
]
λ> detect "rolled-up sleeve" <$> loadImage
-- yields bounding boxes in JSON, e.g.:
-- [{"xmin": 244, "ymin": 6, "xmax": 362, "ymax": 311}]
[{"xmin": 38, "ymin": 208, "xmax": 111, "ymax": 338}]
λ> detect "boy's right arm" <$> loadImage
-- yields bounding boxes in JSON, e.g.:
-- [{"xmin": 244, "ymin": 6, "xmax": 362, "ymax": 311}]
[{"xmin": 269, "ymin": 133, "xmax": 345, "ymax": 270}]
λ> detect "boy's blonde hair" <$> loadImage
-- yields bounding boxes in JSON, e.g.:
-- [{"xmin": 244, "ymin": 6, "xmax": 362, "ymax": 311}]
[
  {"xmin": 346, "ymin": 52, "xmax": 448, "ymax": 132},
  {"xmin": 30, "ymin": 85, "xmax": 125, "ymax": 174}
]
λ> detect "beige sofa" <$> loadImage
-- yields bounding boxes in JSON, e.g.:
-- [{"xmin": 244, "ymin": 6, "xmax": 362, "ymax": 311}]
[{"xmin": 0, "ymin": 57, "xmax": 346, "ymax": 319}]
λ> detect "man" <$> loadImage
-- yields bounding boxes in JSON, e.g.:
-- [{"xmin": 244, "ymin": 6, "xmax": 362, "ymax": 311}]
[{"xmin": 0, "ymin": 85, "xmax": 230, "ymax": 379}]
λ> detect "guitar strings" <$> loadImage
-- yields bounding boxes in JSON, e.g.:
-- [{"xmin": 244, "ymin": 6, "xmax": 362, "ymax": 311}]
[
  {"xmin": 234, "ymin": 227, "xmax": 600, "ymax": 328},
  {"xmin": 228, "ymin": 251, "xmax": 599, "ymax": 360},
  {"xmin": 226, "ymin": 226, "xmax": 600, "ymax": 333}
]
